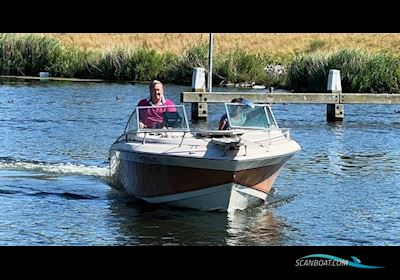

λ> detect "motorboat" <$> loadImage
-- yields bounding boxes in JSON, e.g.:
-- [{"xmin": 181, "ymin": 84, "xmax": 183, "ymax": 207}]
[{"xmin": 109, "ymin": 102, "xmax": 301, "ymax": 212}]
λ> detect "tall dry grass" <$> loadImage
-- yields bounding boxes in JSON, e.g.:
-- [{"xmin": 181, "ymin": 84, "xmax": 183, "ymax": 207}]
[
  {"xmin": 3, "ymin": 33, "xmax": 400, "ymax": 92},
  {"xmin": 35, "ymin": 33, "xmax": 400, "ymax": 56}
]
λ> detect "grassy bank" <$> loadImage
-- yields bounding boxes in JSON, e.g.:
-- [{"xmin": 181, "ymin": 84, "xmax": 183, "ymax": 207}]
[
  {"xmin": 1, "ymin": 33, "xmax": 400, "ymax": 93},
  {"xmin": 39, "ymin": 33, "xmax": 400, "ymax": 57}
]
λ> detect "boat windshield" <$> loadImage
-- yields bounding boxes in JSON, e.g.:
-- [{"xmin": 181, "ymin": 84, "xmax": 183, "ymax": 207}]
[
  {"xmin": 125, "ymin": 104, "xmax": 190, "ymax": 133},
  {"xmin": 224, "ymin": 103, "xmax": 279, "ymax": 130}
]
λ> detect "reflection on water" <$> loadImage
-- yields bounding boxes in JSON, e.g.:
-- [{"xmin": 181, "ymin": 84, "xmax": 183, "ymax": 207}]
[
  {"xmin": 108, "ymin": 191, "xmax": 229, "ymax": 245},
  {"xmin": 326, "ymin": 122, "xmax": 345, "ymax": 177},
  {"xmin": 2, "ymin": 82, "xmax": 400, "ymax": 245},
  {"xmin": 107, "ymin": 190, "xmax": 293, "ymax": 246},
  {"xmin": 226, "ymin": 207, "xmax": 289, "ymax": 246}
]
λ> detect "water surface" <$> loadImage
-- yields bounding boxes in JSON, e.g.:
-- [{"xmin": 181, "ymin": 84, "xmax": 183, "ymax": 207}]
[{"xmin": 1, "ymin": 80, "xmax": 399, "ymax": 245}]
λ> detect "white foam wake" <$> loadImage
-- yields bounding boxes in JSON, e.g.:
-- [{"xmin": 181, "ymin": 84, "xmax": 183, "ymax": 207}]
[{"xmin": 0, "ymin": 157, "xmax": 109, "ymax": 177}]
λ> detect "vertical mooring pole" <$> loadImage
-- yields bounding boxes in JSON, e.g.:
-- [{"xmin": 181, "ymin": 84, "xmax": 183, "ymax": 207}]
[
  {"xmin": 208, "ymin": 33, "xmax": 213, "ymax": 93},
  {"xmin": 191, "ymin": 67, "xmax": 208, "ymax": 119},
  {"xmin": 327, "ymin": 69, "xmax": 344, "ymax": 121}
]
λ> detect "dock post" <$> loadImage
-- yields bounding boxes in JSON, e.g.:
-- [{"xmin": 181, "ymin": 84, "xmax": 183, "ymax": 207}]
[
  {"xmin": 191, "ymin": 67, "xmax": 208, "ymax": 119},
  {"xmin": 326, "ymin": 69, "xmax": 344, "ymax": 121}
]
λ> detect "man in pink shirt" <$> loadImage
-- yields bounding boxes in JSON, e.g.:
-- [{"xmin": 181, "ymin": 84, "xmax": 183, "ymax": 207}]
[{"xmin": 137, "ymin": 80, "xmax": 176, "ymax": 129}]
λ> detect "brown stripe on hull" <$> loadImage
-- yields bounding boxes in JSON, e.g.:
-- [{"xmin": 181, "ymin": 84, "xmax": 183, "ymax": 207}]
[
  {"xmin": 234, "ymin": 163, "xmax": 284, "ymax": 193},
  {"xmin": 120, "ymin": 160, "xmax": 232, "ymax": 197},
  {"xmin": 119, "ymin": 159, "xmax": 286, "ymax": 197},
  {"xmin": 242, "ymin": 172, "xmax": 279, "ymax": 193}
]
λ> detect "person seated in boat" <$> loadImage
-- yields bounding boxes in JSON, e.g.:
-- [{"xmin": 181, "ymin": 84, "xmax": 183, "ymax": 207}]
[
  {"xmin": 137, "ymin": 80, "xmax": 177, "ymax": 129},
  {"xmin": 218, "ymin": 97, "xmax": 245, "ymax": 130}
]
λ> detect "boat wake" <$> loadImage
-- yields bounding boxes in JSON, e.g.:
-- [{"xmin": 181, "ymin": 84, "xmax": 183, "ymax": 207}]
[
  {"xmin": 0, "ymin": 156, "xmax": 109, "ymax": 178},
  {"xmin": 265, "ymin": 189, "xmax": 296, "ymax": 208}
]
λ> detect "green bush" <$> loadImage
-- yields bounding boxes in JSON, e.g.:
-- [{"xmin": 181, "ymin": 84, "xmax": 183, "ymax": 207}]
[
  {"xmin": 50, "ymin": 46, "xmax": 101, "ymax": 78},
  {"xmin": 166, "ymin": 44, "xmax": 209, "ymax": 85},
  {"xmin": 0, "ymin": 33, "xmax": 62, "ymax": 76},
  {"xmin": 96, "ymin": 48, "xmax": 132, "ymax": 80},
  {"xmin": 287, "ymin": 48, "xmax": 400, "ymax": 93},
  {"xmin": 357, "ymin": 53, "xmax": 400, "ymax": 93},
  {"xmin": 327, "ymin": 49, "xmax": 369, "ymax": 92},
  {"xmin": 286, "ymin": 52, "xmax": 329, "ymax": 92},
  {"xmin": 129, "ymin": 48, "xmax": 166, "ymax": 82},
  {"xmin": 214, "ymin": 49, "xmax": 266, "ymax": 85}
]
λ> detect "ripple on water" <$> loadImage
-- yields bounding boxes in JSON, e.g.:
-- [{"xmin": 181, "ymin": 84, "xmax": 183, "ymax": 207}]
[{"xmin": 1, "ymin": 83, "xmax": 400, "ymax": 245}]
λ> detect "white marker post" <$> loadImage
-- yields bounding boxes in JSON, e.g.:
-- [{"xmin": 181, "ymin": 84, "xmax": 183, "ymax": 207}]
[
  {"xmin": 191, "ymin": 67, "xmax": 207, "ymax": 119},
  {"xmin": 327, "ymin": 69, "xmax": 344, "ymax": 121}
]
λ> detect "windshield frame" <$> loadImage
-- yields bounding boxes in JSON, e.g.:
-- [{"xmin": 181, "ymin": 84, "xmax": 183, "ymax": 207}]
[
  {"xmin": 124, "ymin": 104, "xmax": 190, "ymax": 133},
  {"xmin": 224, "ymin": 103, "xmax": 279, "ymax": 130}
]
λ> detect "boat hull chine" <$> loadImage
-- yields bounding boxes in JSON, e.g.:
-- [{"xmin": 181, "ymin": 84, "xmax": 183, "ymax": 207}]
[
  {"xmin": 145, "ymin": 183, "xmax": 266, "ymax": 212},
  {"xmin": 109, "ymin": 149, "xmax": 290, "ymax": 211}
]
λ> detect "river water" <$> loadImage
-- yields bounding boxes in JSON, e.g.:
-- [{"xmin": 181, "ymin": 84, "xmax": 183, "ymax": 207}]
[{"xmin": 1, "ymin": 80, "xmax": 399, "ymax": 246}]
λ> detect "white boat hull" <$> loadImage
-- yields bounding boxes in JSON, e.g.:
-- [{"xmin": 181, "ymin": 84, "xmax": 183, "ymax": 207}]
[
  {"xmin": 109, "ymin": 103, "xmax": 301, "ymax": 212},
  {"xmin": 109, "ymin": 144, "xmax": 293, "ymax": 212},
  {"xmin": 145, "ymin": 183, "xmax": 266, "ymax": 212}
]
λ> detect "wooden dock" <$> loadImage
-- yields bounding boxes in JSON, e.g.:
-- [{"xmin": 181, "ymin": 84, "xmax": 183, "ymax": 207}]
[
  {"xmin": 183, "ymin": 69, "xmax": 400, "ymax": 121},
  {"xmin": 181, "ymin": 91, "xmax": 400, "ymax": 121},
  {"xmin": 181, "ymin": 92, "xmax": 400, "ymax": 105}
]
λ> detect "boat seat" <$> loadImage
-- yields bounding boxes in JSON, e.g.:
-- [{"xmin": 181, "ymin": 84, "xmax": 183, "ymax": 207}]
[
  {"xmin": 162, "ymin": 111, "xmax": 182, "ymax": 128},
  {"xmin": 194, "ymin": 130, "xmax": 244, "ymax": 138},
  {"xmin": 211, "ymin": 137, "xmax": 241, "ymax": 147}
]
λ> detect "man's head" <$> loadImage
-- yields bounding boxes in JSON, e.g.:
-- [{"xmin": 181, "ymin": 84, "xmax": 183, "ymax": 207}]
[
  {"xmin": 149, "ymin": 80, "xmax": 164, "ymax": 105},
  {"xmin": 230, "ymin": 97, "xmax": 244, "ymax": 116},
  {"xmin": 231, "ymin": 97, "xmax": 244, "ymax": 104}
]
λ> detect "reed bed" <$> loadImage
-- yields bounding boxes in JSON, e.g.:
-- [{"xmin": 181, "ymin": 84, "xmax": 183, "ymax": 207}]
[
  {"xmin": 39, "ymin": 33, "xmax": 400, "ymax": 56},
  {"xmin": 1, "ymin": 33, "xmax": 400, "ymax": 93}
]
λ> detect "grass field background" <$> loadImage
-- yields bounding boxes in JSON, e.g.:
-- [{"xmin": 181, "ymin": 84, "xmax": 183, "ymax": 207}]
[
  {"xmin": 1, "ymin": 33, "xmax": 399, "ymax": 92},
  {"xmin": 38, "ymin": 33, "xmax": 400, "ymax": 55}
]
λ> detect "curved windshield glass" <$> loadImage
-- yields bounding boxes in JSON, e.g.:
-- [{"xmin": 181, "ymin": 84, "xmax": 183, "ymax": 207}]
[
  {"xmin": 225, "ymin": 103, "xmax": 278, "ymax": 129},
  {"xmin": 125, "ymin": 105, "xmax": 190, "ymax": 133}
]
